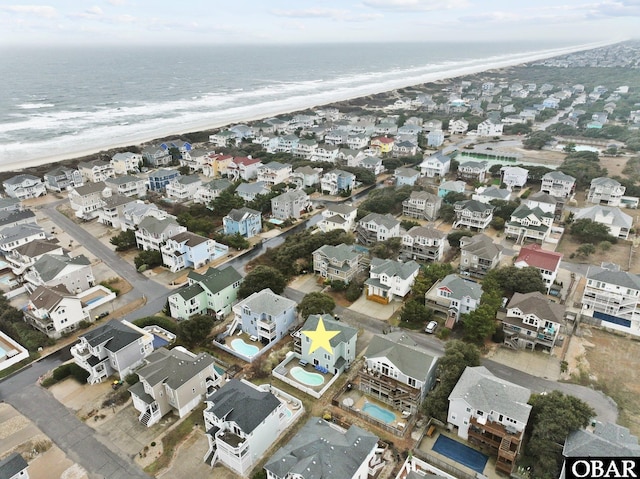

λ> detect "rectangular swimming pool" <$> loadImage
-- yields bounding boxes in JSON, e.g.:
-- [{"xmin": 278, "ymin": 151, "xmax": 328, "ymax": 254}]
[{"xmin": 432, "ymin": 435, "xmax": 488, "ymax": 474}]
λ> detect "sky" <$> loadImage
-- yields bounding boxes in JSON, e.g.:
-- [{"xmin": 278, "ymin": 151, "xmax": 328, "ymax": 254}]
[{"xmin": 0, "ymin": 0, "xmax": 638, "ymax": 46}]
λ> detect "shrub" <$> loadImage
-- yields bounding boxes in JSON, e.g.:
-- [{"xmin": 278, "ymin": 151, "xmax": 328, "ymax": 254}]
[
  {"xmin": 437, "ymin": 328, "xmax": 451, "ymax": 340},
  {"xmin": 345, "ymin": 281, "xmax": 363, "ymax": 302},
  {"xmin": 492, "ymin": 327, "xmax": 505, "ymax": 343},
  {"xmin": 133, "ymin": 316, "xmax": 178, "ymax": 334},
  {"xmin": 125, "ymin": 373, "xmax": 139, "ymax": 386}
]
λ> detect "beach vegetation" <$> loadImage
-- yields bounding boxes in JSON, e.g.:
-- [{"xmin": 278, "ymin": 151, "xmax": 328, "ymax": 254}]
[
  {"xmin": 446, "ymin": 230, "xmax": 473, "ymax": 248},
  {"xmin": 557, "ymin": 152, "xmax": 606, "ymax": 189},
  {"xmin": 134, "ymin": 250, "xmax": 162, "ymax": 270},
  {"xmin": 485, "ymin": 266, "xmax": 546, "ymax": 299},
  {"xmin": 345, "ymin": 280, "xmax": 364, "ymax": 302},
  {"xmin": 0, "ymin": 293, "xmax": 54, "ymax": 351},
  {"xmin": 297, "ymin": 292, "xmax": 335, "ymax": 318},
  {"xmin": 109, "ymin": 229, "xmax": 137, "ymax": 251},
  {"xmin": 439, "ymin": 204, "xmax": 455, "ymax": 223},
  {"xmin": 239, "ymin": 265, "xmax": 287, "ymax": 298},
  {"xmin": 489, "ymin": 199, "xmax": 520, "ymax": 221},
  {"xmin": 370, "ymin": 237, "xmax": 402, "ymax": 259},
  {"xmin": 400, "ymin": 299, "xmax": 432, "ymax": 329},
  {"xmin": 442, "ymin": 191, "xmax": 467, "ymax": 204},
  {"xmin": 570, "ymin": 218, "xmax": 617, "ymax": 244},
  {"xmin": 177, "ymin": 315, "xmax": 215, "ymax": 348},
  {"xmin": 357, "ymin": 185, "xmax": 412, "ymax": 217},
  {"xmin": 522, "ymin": 131, "xmax": 554, "ymax": 150}
]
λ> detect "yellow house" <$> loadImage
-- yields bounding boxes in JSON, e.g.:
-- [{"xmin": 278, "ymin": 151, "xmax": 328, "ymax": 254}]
[
  {"xmin": 204, "ymin": 153, "xmax": 233, "ymax": 177},
  {"xmin": 370, "ymin": 136, "xmax": 395, "ymax": 154}
]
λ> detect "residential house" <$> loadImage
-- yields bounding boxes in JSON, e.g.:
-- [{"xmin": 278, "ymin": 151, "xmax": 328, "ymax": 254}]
[
  {"xmin": 402, "ymin": 191, "xmax": 442, "ymax": 221},
  {"xmin": 275, "ymin": 134, "xmax": 299, "ymax": 153},
  {"xmin": 313, "ymin": 243, "xmax": 363, "ymax": 284},
  {"xmin": 0, "ymin": 209, "xmax": 36, "ymax": 230},
  {"xmin": 235, "ymin": 181, "xmax": 270, "ymax": 202},
  {"xmin": 360, "ymin": 332, "xmax": 439, "ymax": 414},
  {"xmin": 209, "ymin": 129, "xmax": 238, "ymax": 148},
  {"xmin": 460, "ymin": 234, "xmax": 503, "ymax": 278},
  {"xmin": 526, "ymin": 191, "xmax": 562, "ymax": 219},
  {"xmin": 448, "ymin": 118, "xmax": 469, "ymax": 134},
  {"xmin": 290, "ymin": 166, "xmax": 320, "ymax": 188},
  {"xmin": 453, "ymin": 200, "xmax": 494, "ymax": 231},
  {"xmin": 6, "ymin": 239, "xmax": 65, "ymax": 277},
  {"xmin": 505, "ymin": 204, "xmax": 554, "ymax": 244},
  {"xmin": 541, "ymin": 171, "xmax": 576, "ymax": 198},
  {"xmin": 472, "ymin": 186, "xmax": 511, "ymax": 204},
  {"xmin": 168, "ymin": 265, "xmax": 242, "ymax": 320},
  {"xmin": 229, "ymin": 124, "xmax": 254, "ymax": 141},
  {"xmin": 500, "ymin": 292, "xmax": 564, "ymax": 351},
  {"xmin": 318, "ymin": 203, "xmax": 357, "ymax": 233},
  {"xmin": 321, "ymin": 169, "xmax": 356, "ymax": 195},
  {"xmin": 561, "ymin": 422, "xmax": 640, "ymax": 479},
  {"xmin": 141, "ymin": 145, "xmax": 172, "ymax": 167},
  {"xmin": 448, "ymin": 366, "xmax": 532, "ymax": 474},
  {"xmin": 68, "ymin": 182, "xmax": 109, "ymax": 220},
  {"xmin": 202, "ymin": 153, "xmax": 233, "ymax": 178},
  {"xmin": 161, "ymin": 231, "xmax": 227, "ymax": 273},
  {"xmin": 0, "ymin": 197, "xmax": 21, "ymax": 212},
  {"xmin": 2, "ymin": 175, "xmax": 46, "ymax": 200},
  {"xmin": 574, "ymin": 205, "xmax": 632, "ymax": 240},
  {"xmin": 44, "ymin": 167, "xmax": 83, "ymax": 192},
  {"xmin": 130, "ymin": 346, "xmax": 223, "ymax": 428},
  {"xmin": 477, "ymin": 118, "xmax": 504, "ymax": 137},
  {"xmin": 97, "ymin": 194, "xmax": 137, "ymax": 229},
  {"xmin": 438, "ymin": 180, "xmax": 467, "ymax": 198},
  {"xmin": 0, "ymin": 453, "xmax": 29, "ymax": 479},
  {"xmin": 325, "ymin": 130, "xmax": 349, "ymax": 146},
  {"xmin": 296, "ymin": 315, "xmax": 357, "ymax": 374},
  {"xmin": 233, "ymin": 288, "xmax": 296, "ymax": 346},
  {"xmin": 401, "ymin": 225, "xmax": 446, "ymax": 263},
  {"xmin": 78, "ymin": 160, "xmax": 115, "ymax": 183},
  {"xmin": 180, "ymin": 149, "xmax": 212, "ymax": 173},
  {"xmin": 135, "ymin": 217, "xmax": 187, "ymax": 252},
  {"xmin": 427, "ymin": 130, "xmax": 445, "ymax": 148},
  {"xmin": 394, "ymin": 167, "xmax": 420, "ymax": 187},
  {"xmin": 581, "ymin": 264, "xmax": 640, "ymax": 336},
  {"xmin": 356, "ymin": 213, "xmax": 401, "ymax": 245},
  {"xmin": 337, "ymin": 149, "xmax": 365, "ymax": 167},
  {"xmin": 514, "ymin": 244, "xmax": 563, "ymax": 293},
  {"xmin": 365, "ymin": 258, "xmax": 420, "ymax": 303},
  {"xmin": 347, "ymin": 133, "xmax": 370, "ymax": 150},
  {"xmin": 419, "ymin": 151, "xmax": 451, "ymax": 178},
  {"xmin": 271, "ymin": 190, "xmax": 311, "ymax": 220},
  {"xmin": 425, "ymin": 274, "xmax": 483, "ymax": 328},
  {"xmin": 587, "ymin": 177, "xmax": 626, "ymax": 206},
  {"xmin": 104, "ymin": 175, "xmax": 147, "ymax": 198},
  {"xmin": 257, "ymin": 162, "xmax": 292, "ymax": 187},
  {"xmin": 194, "ymin": 178, "xmax": 233, "ymax": 204},
  {"xmin": 457, "ymin": 160, "xmax": 489, "ymax": 182},
  {"xmin": 360, "ymin": 156, "xmax": 384, "ymax": 176},
  {"xmin": 369, "ymin": 136, "xmax": 394, "ymax": 155},
  {"xmin": 165, "ymin": 175, "xmax": 202, "ymax": 201},
  {"xmin": 0, "ymin": 224, "xmax": 47, "ymax": 254},
  {"xmin": 71, "ymin": 319, "xmax": 154, "ymax": 384},
  {"xmin": 160, "ymin": 139, "xmax": 191, "ymax": 154},
  {"xmin": 392, "ymin": 140, "xmax": 419, "ymax": 157},
  {"xmin": 204, "ymin": 379, "xmax": 291, "ymax": 476},
  {"xmin": 147, "ymin": 168, "xmax": 180, "ymax": 192},
  {"xmin": 110, "ymin": 152, "xmax": 142, "ymax": 174},
  {"xmin": 223, "ymin": 207, "xmax": 262, "ymax": 238},
  {"xmin": 293, "ymin": 139, "xmax": 318, "ymax": 159},
  {"xmin": 23, "ymin": 253, "xmax": 94, "ymax": 294},
  {"xmin": 423, "ymin": 119, "xmax": 443, "ymax": 131},
  {"xmin": 501, "ymin": 166, "xmax": 529, "ymax": 188},
  {"xmin": 265, "ymin": 417, "xmax": 380, "ymax": 479},
  {"xmin": 23, "ymin": 285, "xmax": 90, "ymax": 338},
  {"xmin": 120, "ymin": 202, "xmax": 170, "ymax": 231}
]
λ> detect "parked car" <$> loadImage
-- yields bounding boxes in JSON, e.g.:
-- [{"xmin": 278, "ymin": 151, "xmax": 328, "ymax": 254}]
[{"xmin": 424, "ymin": 320, "xmax": 438, "ymax": 334}]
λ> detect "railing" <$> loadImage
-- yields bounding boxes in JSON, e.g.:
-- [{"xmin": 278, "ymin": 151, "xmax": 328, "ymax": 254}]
[{"xmin": 412, "ymin": 447, "xmax": 478, "ymax": 479}]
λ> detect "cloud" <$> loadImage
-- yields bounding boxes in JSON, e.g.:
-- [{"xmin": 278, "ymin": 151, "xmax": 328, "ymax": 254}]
[
  {"xmin": 107, "ymin": 0, "xmax": 126, "ymax": 5},
  {"xmin": 69, "ymin": 5, "xmax": 104, "ymax": 19},
  {"xmin": 270, "ymin": 8, "xmax": 350, "ymax": 20},
  {"xmin": 361, "ymin": 0, "xmax": 469, "ymax": 11},
  {"xmin": 0, "ymin": 5, "xmax": 57, "ymax": 18}
]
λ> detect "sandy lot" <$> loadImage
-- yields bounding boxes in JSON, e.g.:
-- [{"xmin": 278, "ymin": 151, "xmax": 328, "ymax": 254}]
[
  {"xmin": 0, "ymin": 403, "xmax": 88, "ymax": 479},
  {"xmin": 555, "ymin": 235, "xmax": 640, "ymax": 274}
]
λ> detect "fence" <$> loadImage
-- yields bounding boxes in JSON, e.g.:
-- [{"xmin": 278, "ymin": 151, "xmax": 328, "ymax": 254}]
[{"xmin": 412, "ymin": 447, "xmax": 479, "ymax": 479}]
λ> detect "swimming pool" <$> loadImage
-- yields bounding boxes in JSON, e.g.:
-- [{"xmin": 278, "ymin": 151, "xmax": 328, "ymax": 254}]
[
  {"xmin": 230, "ymin": 338, "xmax": 259, "ymax": 357},
  {"xmin": 152, "ymin": 334, "xmax": 169, "ymax": 349},
  {"xmin": 290, "ymin": 366, "xmax": 325, "ymax": 387},
  {"xmin": 85, "ymin": 295, "xmax": 107, "ymax": 305},
  {"xmin": 363, "ymin": 402, "xmax": 396, "ymax": 424},
  {"xmin": 432, "ymin": 435, "xmax": 488, "ymax": 474},
  {"xmin": 269, "ymin": 218, "xmax": 284, "ymax": 225},
  {"xmin": 0, "ymin": 274, "xmax": 15, "ymax": 286}
]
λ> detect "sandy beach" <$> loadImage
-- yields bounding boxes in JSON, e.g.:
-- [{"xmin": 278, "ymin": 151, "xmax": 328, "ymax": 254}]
[{"xmin": 0, "ymin": 39, "xmax": 617, "ymax": 175}]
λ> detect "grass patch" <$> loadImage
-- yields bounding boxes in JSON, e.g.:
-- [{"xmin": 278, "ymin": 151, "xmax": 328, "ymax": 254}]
[
  {"xmin": 144, "ymin": 403, "xmax": 204, "ymax": 475},
  {"xmin": 0, "ymin": 352, "xmax": 39, "ymax": 379}
]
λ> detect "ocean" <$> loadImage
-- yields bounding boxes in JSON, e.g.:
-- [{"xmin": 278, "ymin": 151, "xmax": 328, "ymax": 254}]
[{"xmin": 0, "ymin": 41, "xmax": 602, "ymax": 168}]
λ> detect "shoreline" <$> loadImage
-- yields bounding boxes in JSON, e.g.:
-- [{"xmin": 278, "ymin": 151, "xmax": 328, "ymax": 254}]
[{"xmin": 0, "ymin": 39, "xmax": 620, "ymax": 175}]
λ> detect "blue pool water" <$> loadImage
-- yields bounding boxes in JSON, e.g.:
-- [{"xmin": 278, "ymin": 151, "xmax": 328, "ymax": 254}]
[
  {"xmin": 269, "ymin": 218, "xmax": 284, "ymax": 225},
  {"xmin": 432, "ymin": 435, "xmax": 488, "ymax": 474},
  {"xmin": 85, "ymin": 295, "xmax": 107, "ymax": 305},
  {"xmin": 363, "ymin": 402, "xmax": 396, "ymax": 424},
  {"xmin": 231, "ymin": 338, "xmax": 259, "ymax": 357},
  {"xmin": 0, "ymin": 274, "xmax": 15, "ymax": 286},
  {"xmin": 152, "ymin": 334, "xmax": 169, "ymax": 349},
  {"xmin": 290, "ymin": 366, "xmax": 324, "ymax": 386}
]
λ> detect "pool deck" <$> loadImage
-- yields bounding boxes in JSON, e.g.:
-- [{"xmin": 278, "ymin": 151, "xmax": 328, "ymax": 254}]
[
  {"xmin": 276, "ymin": 359, "xmax": 332, "ymax": 394},
  {"xmin": 223, "ymin": 331, "xmax": 265, "ymax": 356},
  {"xmin": 337, "ymin": 388, "xmax": 411, "ymax": 434},
  {"xmin": 417, "ymin": 429, "xmax": 502, "ymax": 479}
]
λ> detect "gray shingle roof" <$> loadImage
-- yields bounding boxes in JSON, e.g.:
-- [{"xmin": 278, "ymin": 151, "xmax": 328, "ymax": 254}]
[
  {"xmin": 314, "ymin": 243, "xmax": 361, "ymax": 263},
  {"xmin": 0, "ymin": 209, "xmax": 36, "ymax": 228},
  {"xmin": 32, "ymin": 254, "xmax": 91, "ymax": 282},
  {"xmin": 587, "ymin": 266, "xmax": 640, "ymax": 290},
  {"xmin": 72, "ymin": 181, "xmax": 107, "ymax": 196},
  {"xmin": 4, "ymin": 174, "xmax": 41, "ymax": 185},
  {"xmin": 449, "ymin": 366, "xmax": 532, "ymax": 424},
  {"xmin": 325, "ymin": 203, "xmax": 357, "ymax": 215},
  {"xmin": 460, "ymin": 234, "xmax": 502, "ymax": 259},
  {"xmin": 81, "ymin": 319, "xmax": 143, "ymax": 352},
  {"xmin": 226, "ymin": 207, "xmax": 261, "ymax": 222},
  {"xmin": 302, "ymin": 314, "xmax": 357, "ymax": 348},
  {"xmin": 507, "ymin": 292, "xmax": 565, "ymax": 323},
  {"xmin": 543, "ymin": 170, "xmax": 575, "ymax": 182},
  {"xmin": 138, "ymin": 216, "xmax": 181, "ymax": 236},
  {"xmin": 167, "ymin": 231, "xmax": 209, "ymax": 247},
  {"xmin": 591, "ymin": 176, "xmax": 621, "ymax": 187},
  {"xmin": 237, "ymin": 288, "xmax": 296, "ymax": 317},
  {"xmin": 575, "ymin": 205, "xmax": 632, "ymax": 229},
  {"xmin": 365, "ymin": 332, "xmax": 438, "ymax": 381},
  {"xmin": 0, "ymin": 452, "xmax": 28, "ymax": 478},
  {"xmin": 438, "ymin": 274, "xmax": 483, "ymax": 301},
  {"xmin": 137, "ymin": 348, "xmax": 219, "ymax": 390},
  {"xmin": 187, "ymin": 265, "xmax": 242, "ymax": 295},
  {"xmin": 105, "ymin": 175, "xmax": 142, "ymax": 186},
  {"xmin": 14, "ymin": 239, "xmax": 63, "ymax": 258},
  {"xmin": 395, "ymin": 167, "xmax": 420, "ymax": 177},
  {"xmin": 405, "ymin": 225, "xmax": 447, "ymax": 240},
  {"xmin": 564, "ymin": 422, "xmax": 640, "ymax": 457},
  {"xmin": 370, "ymin": 258, "xmax": 420, "ymax": 281},
  {"xmin": 206, "ymin": 379, "xmax": 280, "ymax": 434},
  {"xmin": 359, "ymin": 212, "xmax": 399, "ymax": 230},
  {"xmin": 510, "ymin": 204, "xmax": 553, "ymax": 220},
  {"xmin": 455, "ymin": 199, "xmax": 494, "ymax": 214},
  {"xmin": 265, "ymin": 417, "xmax": 379, "ymax": 479},
  {"xmin": 528, "ymin": 191, "xmax": 558, "ymax": 204}
]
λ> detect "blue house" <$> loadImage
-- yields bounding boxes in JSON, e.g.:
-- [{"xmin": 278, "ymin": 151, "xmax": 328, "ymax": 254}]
[
  {"xmin": 160, "ymin": 140, "xmax": 192, "ymax": 153},
  {"xmin": 438, "ymin": 180, "xmax": 467, "ymax": 198},
  {"xmin": 147, "ymin": 169, "xmax": 180, "ymax": 192},
  {"xmin": 233, "ymin": 288, "xmax": 296, "ymax": 345},
  {"xmin": 394, "ymin": 167, "xmax": 420, "ymax": 187},
  {"xmin": 223, "ymin": 207, "xmax": 262, "ymax": 238}
]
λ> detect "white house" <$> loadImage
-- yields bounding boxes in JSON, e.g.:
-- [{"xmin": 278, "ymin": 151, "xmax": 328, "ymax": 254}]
[
  {"xmin": 501, "ymin": 166, "xmax": 529, "ymax": 188},
  {"xmin": 472, "ymin": 186, "xmax": 511, "ymax": 204},
  {"xmin": 365, "ymin": 258, "xmax": 419, "ymax": 303},
  {"xmin": 449, "ymin": 118, "xmax": 469, "ymax": 134},
  {"xmin": 104, "ymin": 175, "xmax": 147, "ymax": 198},
  {"xmin": 356, "ymin": 213, "xmax": 401, "ymax": 245},
  {"xmin": 476, "ymin": 118, "xmax": 504, "ymax": 137},
  {"xmin": 457, "ymin": 160, "xmax": 489, "ymax": 182},
  {"xmin": 401, "ymin": 225, "xmax": 447, "ymax": 263},
  {"xmin": 68, "ymin": 182, "xmax": 110, "ymax": 220},
  {"xmin": 574, "ymin": 205, "xmax": 632, "ymax": 240},
  {"xmin": 453, "ymin": 200, "xmax": 494, "ymax": 231},
  {"xmin": 165, "ymin": 175, "xmax": 202, "ymax": 201},
  {"xmin": 78, "ymin": 160, "xmax": 115, "ymax": 183},
  {"xmin": 448, "ymin": 366, "xmax": 531, "ymax": 474},
  {"xmin": 587, "ymin": 177, "xmax": 626, "ymax": 207},
  {"xmin": 257, "ymin": 162, "xmax": 292, "ymax": 187},
  {"xmin": 3, "ymin": 175, "xmax": 46, "ymax": 200},
  {"xmin": 23, "ymin": 285, "xmax": 90, "ymax": 339},
  {"xmin": 505, "ymin": 204, "xmax": 554, "ymax": 244},
  {"xmin": 135, "ymin": 217, "xmax": 187, "ymax": 252},
  {"xmin": 110, "ymin": 152, "xmax": 142, "ymax": 174},
  {"xmin": 419, "ymin": 151, "xmax": 451, "ymax": 178},
  {"xmin": 318, "ymin": 203, "xmax": 357, "ymax": 233},
  {"xmin": 541, "ymin": 171, "xmax": 576, "ymax": 198},
  {"xmin": 425, "ymin": 274, "xmax": 483, "ymax": 328}
]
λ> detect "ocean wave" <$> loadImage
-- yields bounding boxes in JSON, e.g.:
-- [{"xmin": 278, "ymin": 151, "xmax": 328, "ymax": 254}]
[{"xmin": 17, "ymin": 102, "xmax": 55, "ymax": 109}]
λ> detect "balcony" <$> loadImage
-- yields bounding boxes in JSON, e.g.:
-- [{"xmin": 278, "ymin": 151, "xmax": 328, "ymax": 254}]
[
  {"xmin": 71, "ymin": 343, "xmax": 92, "ymax": 361},
  {"xmin": 217, "ymin": 430, "xmax": 247, "ymax": 451}
]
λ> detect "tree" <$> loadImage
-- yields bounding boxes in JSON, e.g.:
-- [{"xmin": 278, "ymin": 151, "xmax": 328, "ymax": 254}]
[
  {"xmin": 576, "ymin": 243, "xmax": 596, "ymax": 258},
  {"xmin": 563, "ymin": 142, "xmax": 577, "ymax": 153},
  {"xmin": 526, "ymin": 391, "xmax": 595, "ymax": 479},
  {"xmin": 570, "ymin": 218, "xmax": 617, "ymax": 244},
  {"xmin": 178, "ymin": 165, "xmax": 191, "ymax": 175},
  {"xmin": 443, "ymin": 191, "xmax": 467, "ymax": 205},
  {"xmin": 485, "ymin": 266, "xmax": 546, "ymax": 298},
  {"xmin": 370, "ymin": 237, "xmax": 402, "ymax": 259},
  {"xmin": 423, "ymin": 341, "xmax": 481, "ymax": 421},
  {"xmin": 523, "ymin": 131, "xmax": 554, "ymax": 150},
  {"xmin": 110, "ymin": 229, "xmax": 137, "ymax": 251},
  {"xmin": 447, "ymin": 230, "xmax": 473, "ymax": 248},
  {"xmin": 210, "ymin": 188, "xmax": 245, "ymax": 216},
  {"xmin": 400, "ymin": 300, "xmax": 432, "ymax": 328},
  {"xmin": 400, "ymin": 219, "xmax": 420, "ymax": 231},
  {"xmin": 178, "ymin": 315, "xmax": 215, "ymax": 348},
  {"xmin": 134, "ymin": 250, "xmax": 162, "ymax": 270},
  {"xmin": 489, "ymin": 199, "xmax": 520, "ymax": 221},
  {"xmin": 297, "ymin": 292, "xmax": 335, "ymax": 318},
  {"xmin": 239, "ymin": 265, "xmax": 287, "ymax": 298},
  {"xmin": 490, "ymin": 216, "xmax": 505, "ymax": 230},
  {"xmin": 439, "ymin": 204, "xmax": 455, "ymax": 223}
]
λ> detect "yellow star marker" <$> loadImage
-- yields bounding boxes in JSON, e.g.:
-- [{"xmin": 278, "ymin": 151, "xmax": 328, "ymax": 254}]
[{"xmin": 305, "ymin": 318, "xmax": 340, "ymax": 355}]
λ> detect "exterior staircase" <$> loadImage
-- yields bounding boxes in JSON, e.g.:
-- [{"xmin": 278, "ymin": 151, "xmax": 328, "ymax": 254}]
[{"xmin": 204, "ymin": 447, "xmax": 218, "ymax": 467}]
